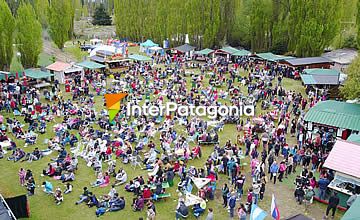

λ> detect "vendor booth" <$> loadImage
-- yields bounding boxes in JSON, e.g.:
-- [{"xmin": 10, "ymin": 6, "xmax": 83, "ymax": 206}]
[
  {"xmin": 24, "ymin": 69, "xmax": 54, "ymax": 88},
  {"xmin": 193, "ymin": 48, "xmax": 214, "ymax": 61},
  {"xmin": 322, "ymin": 139, "xmax": 360, "ymax": 209},
  {"xmin": 172, "ymin": 44, "xmax": 196, "ymax": 57},
  {"xmin": 139, "ymin": 39, "xmax": 158, "ymax": 53},
  {"xmin": 304, "ymin": 100, "xmax": 360, "ymax": 141},
  {"xmin": 77, "ymin": 61, "xmax": 106, "ymax": 71},
  {"xmin": 46, "ymin": 61, "xmax": 84, "ymax": 84},
  {"xmin": 147, "ymin": 46, "xmax": 164, "ymax": 56}
]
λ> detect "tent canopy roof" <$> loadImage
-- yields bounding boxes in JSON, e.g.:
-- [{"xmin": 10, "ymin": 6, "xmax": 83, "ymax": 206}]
[
  {"xmin": 216, "ymin": 46, "xmax": 240, "ymax": 55},
  {"xmin": 323, "ymin": 140, "xmax": 360, "ymax": 179},
  {"xmin": 24, "ymin": 69, "xmax": 53, "ymax": 79},
  {"xmin": 255, "ymin": 52, "xmax": 294, "ymax": 62},
  {"xmin": 304, "ymin": 100, "xmax": 360, "ymax": 131},
  {"xmin": 128, "ymin": 54, "xmax": 152, "ymax": 62},
  {"xmin": 46, "ymin": 61, "xmax": 72, "ymax": 72},
  {"xmin": 195, "ymin": 48, "xmax": 214, "ymax": 55},
  {"xmin": 174, "ymin": 44, "xmax": 196, "ymax": 53},
  {"xmin": 77, "ymin": 61, "xmax": 106, "ymax": 69},
  {"xmin": 140, "ymin": 39, "xmax": 158, "ymax": 48},
  {"xmin": 233, "ymin": 49, "xmax": 251, "ymax": 57}
]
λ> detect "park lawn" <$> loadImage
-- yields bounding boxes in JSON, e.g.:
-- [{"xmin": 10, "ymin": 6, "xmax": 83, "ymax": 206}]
[{"xmin": 0, "ymin": 63, "xmax": 343, "ymax": 220}]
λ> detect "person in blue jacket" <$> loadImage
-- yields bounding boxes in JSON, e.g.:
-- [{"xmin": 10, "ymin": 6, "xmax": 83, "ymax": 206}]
[{"xmin": 269, "ymin": 161, "xmax": 279, "ymax": 184}]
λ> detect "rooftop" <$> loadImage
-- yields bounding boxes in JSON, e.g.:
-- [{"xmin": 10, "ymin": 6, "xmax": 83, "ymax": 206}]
[
  {"xmin": 285, "ymin": 57, "xmax": 333, "ymax": 66},
  {"xmin": 323, "ymin": 139, "xmax": 360, "ymax": 179},
  {"xmin": 46, "ymin": 61, "xmax": 71, "ymax": 72},
  {"xmin": 322, "ymin": 48, "xmax": 358, "ymax": 65},
  {"xmin": 304, "ymin": 100, "xmax": 360, "ymax": 131}
]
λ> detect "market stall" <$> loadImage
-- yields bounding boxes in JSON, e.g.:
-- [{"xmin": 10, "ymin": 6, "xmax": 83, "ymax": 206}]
[
  {"xmin": 322, "ymin": 139, "xmax": 360, "ymax": 209},
  {"xmin": 304, "ymin": 100, "xmax": 360, "ymax": 140},
  {"xmin": 46, "ymin": 61, "xmax": 84, "ymax": 84},
  {"xmin": 24, "ymin": 69, "xmax": 54, "ymax": 88},
  {"xmin": 139, "ymin": 39, "xmax": 158, "ymax": 53}
]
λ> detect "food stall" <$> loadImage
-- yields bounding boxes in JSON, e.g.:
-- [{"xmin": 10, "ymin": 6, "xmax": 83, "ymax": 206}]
[
  {"xmin": 46, "ymin": 61, "xmax": 84, "ymax": 84},
  {"xmin": 322, "ymin": 139, "xmax": 360, "ymax": 209},
  {"xmin": 23, "ymin": 69, "xmax": 54, "ymax": 88}
]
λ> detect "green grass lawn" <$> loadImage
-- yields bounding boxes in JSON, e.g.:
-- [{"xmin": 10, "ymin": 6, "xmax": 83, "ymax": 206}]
[{"xmin": 0, "ymin": 63, "xmax": 344, "ymax": 220}]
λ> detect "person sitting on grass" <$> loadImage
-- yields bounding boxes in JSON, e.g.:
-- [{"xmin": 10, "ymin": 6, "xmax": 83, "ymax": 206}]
[
  {"xmin": 132, "ymin": 195, "xmax": 144, "ymax": 211},
  {"xmin": 64, "ymin": 183, "xmax": 73, "ymax": 194},
  {"xmin": 21, "ymin": 147, "xmax": 41, "ymax": 162},
  {"xmin": 107, "ymin": 194, "xmax": 125, "ymax": 212},
  {"xmin": 54, "ymin": 188, "xmax": 63, "ymax": 205},
  {"xmin": 87, "ymin": 192, "xmax": 100, "ymax": 208},
  {"xmin": 114, "ymin": 169, "xmax": 127, "ymax": 185},
  {"xmin": 75, "ymin": 187, "xmax": 91, "ymax": 205},
  {"xmin": 42, "ymin": 181, "xmax": 53, "ymax": 195},
  {"xmin": 61, "ymin": 171, "xmax": 75, "ymax": 183},
  {"xmin": 175, "ymin": 199, "xmax": 189, "ymax": 220},
  {"xmin": 91, "ymin": 172, "xmax": 107, "ymax": 187}
]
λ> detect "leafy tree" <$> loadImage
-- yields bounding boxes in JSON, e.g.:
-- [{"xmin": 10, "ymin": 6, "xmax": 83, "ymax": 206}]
[
  {"xmin": 92, "ymin": 3, "xmax": 112, "ymax": 25},
  {"xmin": 357, "ymin": 0, "xmax": 360, "ymax": 48},
  {"xmin": 16, "ymin": 2, "xmax": 42, "ymax": 68},
  {"xmin": 341, "ymin": 56, "xmax": 360, "ymax": 99},
  {"xmin": 48, "ymin": 0, "xmax": 72, "ymax": 49},
  {"xmin": 288, "ymin": 0, "xmax": 341, "ymax": 57},
  {"xmin": 5, "ymin": 0, "xmax": 19, "ymax": 15},
  {"xmin": 34, "ymin": 0, "xmax": 49, "ymax": 28},
  {"xmin": 0, "ymin": 0, "xmax": 15, "ymax": 70}
]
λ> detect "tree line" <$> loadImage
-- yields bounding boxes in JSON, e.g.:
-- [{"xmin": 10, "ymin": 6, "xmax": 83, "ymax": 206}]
[
  {"xmin": 0, "ymin": 0, "xmax": 75, "ymax": 70},
  {"xmin": 114, "ymin": 0, "xmax": 360, "ymax": 58}
]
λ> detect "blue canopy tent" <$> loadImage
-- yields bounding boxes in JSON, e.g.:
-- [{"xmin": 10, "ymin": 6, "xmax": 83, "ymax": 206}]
[{"xmin": 140, "ymin": 39, "xmax": 159, "ymax": 53}]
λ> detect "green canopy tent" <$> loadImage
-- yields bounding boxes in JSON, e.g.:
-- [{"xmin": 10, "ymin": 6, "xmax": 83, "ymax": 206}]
[
  {"xmin": 128, "ymin": 54, "xmax": 153, "ymax": 62},
  {"xmin": 233, "ymin": 49, "xmax": 251, "ymax": 57},
  {"xmin": 24, "ymin": 69, "xmax": 53, "ymax": 79},
  {"xmin": 76, "ymin": 61, "xmax": 106, "ymax": 70},
  {"xmin": 342, "ymin": 197, "xmax": 360, "ymax": 220},
  {"xmin": 194, "ymin": 48, "xmax": 214, "ymax": 56}
]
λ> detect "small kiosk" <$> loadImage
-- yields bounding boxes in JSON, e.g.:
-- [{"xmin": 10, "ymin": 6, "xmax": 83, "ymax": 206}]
[{"xmin": 323, "ymin": 139, "xmax": 360, "ymax": 209}]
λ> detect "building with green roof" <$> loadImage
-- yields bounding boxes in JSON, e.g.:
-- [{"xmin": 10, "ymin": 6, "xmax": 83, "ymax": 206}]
[
  {"xmin": 300, "ymin": 68, "xmax": 341, "ymax": 86},
  {"xmin": 342, "ymin": 197, "xmax": 360, "ymax": 220},
  {"xmin": 304, "ymin": 100, "xmax": 360, "ymax": 139}
]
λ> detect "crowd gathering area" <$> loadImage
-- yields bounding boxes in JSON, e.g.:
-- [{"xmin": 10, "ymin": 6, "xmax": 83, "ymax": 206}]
[{"xmin": 0, "ymin": 43, "xmax": 359, "ymax": 220}]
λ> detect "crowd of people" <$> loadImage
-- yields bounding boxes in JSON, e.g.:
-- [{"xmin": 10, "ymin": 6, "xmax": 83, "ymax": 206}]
[{"xmin": 0, "ymin": 53, "xmax": 350, "ymax": 220}]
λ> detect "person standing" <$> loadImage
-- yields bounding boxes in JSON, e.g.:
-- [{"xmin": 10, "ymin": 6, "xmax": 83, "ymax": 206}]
[
  {"xmin": 346, "ymin": 192, "xmax": 359, "ymax": 209},
  {"xmin": 324, "ymin": 192, "xmax": 340, "ymax": 219},
  {"xmin": 270, "ymin": 161, "xmax": 279, "ymax": 184},
  {"xmin": 222, "ymin": 183, "xmax": 230, "ymax": 208},
  {"xmin": 229, "ymin": 193, "xmax": 237, "ymax": 219}
]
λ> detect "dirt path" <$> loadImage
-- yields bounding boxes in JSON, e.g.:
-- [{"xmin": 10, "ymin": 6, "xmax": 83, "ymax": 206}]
[
  {"xmin": 42, "ymin": 31, "xmax": 76, "ymax": 62},
  {"xmin": 266, "ymin": 181, "xmax": 325, "ymax": 220}
]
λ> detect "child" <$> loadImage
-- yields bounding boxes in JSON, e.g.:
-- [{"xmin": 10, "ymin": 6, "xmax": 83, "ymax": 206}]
[
  {"xmin": 19, "ymin": 168, "xmax": 26, "ymax": 186},
  {"xmin": 54, "ymin": 188, "xmax": 63, "ymax": 205}
]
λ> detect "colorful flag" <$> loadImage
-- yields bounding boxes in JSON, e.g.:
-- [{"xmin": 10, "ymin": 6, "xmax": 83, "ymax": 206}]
[
  {"xmin": 271, "ymin": 194, "xmax": 280, "ymax": 220},
  {"xmin": 250, "ymin": 204, "xmax": 267, "ymax": 220}
]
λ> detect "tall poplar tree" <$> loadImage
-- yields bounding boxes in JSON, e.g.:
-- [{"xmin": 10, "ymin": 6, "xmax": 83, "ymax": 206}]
[
  {"xmin": 16, "ymin": 2, "xmax": 43, "ymax": 68},
  {"xmin": 0, "ymin": 0, "xmax": 15, "ymax": 70},
  {"xmin": 48, "ymin": 0, "xmax": 72, "ymax": 49}
]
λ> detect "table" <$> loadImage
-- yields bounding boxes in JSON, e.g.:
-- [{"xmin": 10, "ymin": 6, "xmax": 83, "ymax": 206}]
[{"xmin": 141, "ymin": 182, "xmax": 170, "ymax": 190}]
